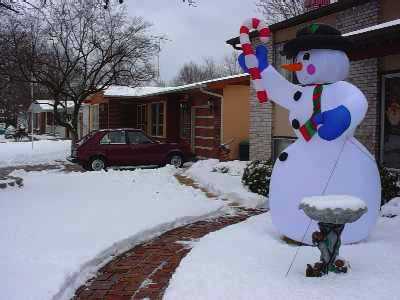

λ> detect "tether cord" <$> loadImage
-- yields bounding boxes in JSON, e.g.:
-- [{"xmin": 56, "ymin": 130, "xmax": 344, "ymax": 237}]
[{"xmin": 285, "ymin": 138, "xmax": 348, "ymax": 277}]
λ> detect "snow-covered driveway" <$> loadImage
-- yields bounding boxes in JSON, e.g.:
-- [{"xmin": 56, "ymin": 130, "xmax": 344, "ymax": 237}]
[
  {"xmin": 0, "ymin": 167, "xmax": 224, "ymax": 300},
  {"xmin": 164, "ymin": 212, "xmax": 400, "ymax": 300}
]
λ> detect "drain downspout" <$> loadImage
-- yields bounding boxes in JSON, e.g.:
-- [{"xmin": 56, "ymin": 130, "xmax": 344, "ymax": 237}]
[{"xmin": 199, "ymin": 86, "xmax": 224, "ymax": 144}]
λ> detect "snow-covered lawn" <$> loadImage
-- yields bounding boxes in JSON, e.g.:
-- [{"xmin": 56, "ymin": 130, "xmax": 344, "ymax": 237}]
[
  {"xmin": 165, "ymin": 211, "xmax": 400, "ymax": 300},
  {"xmin": 0, "ymin": 138, "xmax": 70, "ymax": 167},
  {"xmin": 184, "ymin": 159, "xmax": 267, "ymax": 208},
  {"xmin": 0, "ymin": 167, "xmax": 224, "ymax": 300}
]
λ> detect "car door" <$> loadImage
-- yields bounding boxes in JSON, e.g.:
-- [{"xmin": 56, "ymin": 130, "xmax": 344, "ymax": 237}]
[
  {"xmin": 126, "ymin": 131, "xmax": 161, "ymax": 165},
  {"xmin": 99, "ymin": 130, "xmax": 131, "ymax": 166}
]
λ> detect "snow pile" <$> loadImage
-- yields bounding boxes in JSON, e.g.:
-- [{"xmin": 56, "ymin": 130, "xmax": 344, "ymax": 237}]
[
  {"xmin": 0, "ymin": 140, "xmax": 70, "ymax": 167},
  {"xmin": 211, "ymin": 160, "xmax": 248, "ymax": 176},
  {"xmin": 0, "ymin": 167, "xmax": 224, "ymax": 300},
  {"xmin": 381, "ymin": 197, "xmax": 400, "ymax": 217},
  {"xmin": 300, "ymin": 195, "xmax": 367, "ymax": 211},
  {"xmin": 165, "ymin": 213, "xmax": 400, "ymax": 300},
  {"xmin": 184, "ymin": 159, "xmax": 266, "ymax": 208}
]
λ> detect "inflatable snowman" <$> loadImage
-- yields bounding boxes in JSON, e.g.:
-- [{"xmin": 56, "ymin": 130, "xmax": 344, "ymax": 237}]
[{"xmin": 238, "ymin": 21, "xmax": 381, "ymax": 245}]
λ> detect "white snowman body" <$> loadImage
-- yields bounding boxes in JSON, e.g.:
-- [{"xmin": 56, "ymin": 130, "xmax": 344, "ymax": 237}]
[{"xmin": 260, "ymin": 49, "xmax": 381, "ymax": 244}]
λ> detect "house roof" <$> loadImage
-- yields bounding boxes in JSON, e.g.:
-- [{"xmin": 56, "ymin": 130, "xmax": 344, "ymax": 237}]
[
  {"xmin": 225, "ymin": 0, "xmax": 371, "ymax": 49},
  {"xmin": 28, "ymin": 100, "xmax": 74, "ymax": 113},
  {"xmin": 103, "ymin": 86, "xmax": 173, "ymax": 98},
  {"xmin": 343, "ymin": 18, "xmax": 400, "ymax": 37},
  {"xmin": 102, "ymin": 74, "xmax": 250, "ymax": 99}
]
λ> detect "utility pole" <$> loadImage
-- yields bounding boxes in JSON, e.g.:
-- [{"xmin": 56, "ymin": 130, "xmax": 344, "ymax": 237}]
[
  {"xmin": 30, "ymin": 75, "xmax": 34, "ymax": 149},
  {"xmin": 151, "ymin": 36, "xmax": 171, "ymax": 82},
  {"xmin": 30, "ymin": 23, "xmax": 35, "ymax": 149}
]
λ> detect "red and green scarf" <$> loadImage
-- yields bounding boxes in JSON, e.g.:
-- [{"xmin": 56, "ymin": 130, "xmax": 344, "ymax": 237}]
[{"xmin": 299, "ymin": 84, "xmax": 323, "ymax": 142}]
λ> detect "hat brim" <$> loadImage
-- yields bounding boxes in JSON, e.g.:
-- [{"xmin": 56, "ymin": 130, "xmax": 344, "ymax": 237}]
[{"xmin": 282, "ymin": 34, "xmax": 353, "ymax": 59}]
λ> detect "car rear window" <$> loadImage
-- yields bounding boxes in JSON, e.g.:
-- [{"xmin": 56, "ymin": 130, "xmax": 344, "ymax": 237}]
[{"xmin": 100, "ymin": 131, "xmax": 126, "ymax": 144}]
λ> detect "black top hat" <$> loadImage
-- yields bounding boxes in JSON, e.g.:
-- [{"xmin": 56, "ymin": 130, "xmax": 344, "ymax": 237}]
[{"xmin": 282, "ymin": 23, "xmax": 353, "ymax": 58}]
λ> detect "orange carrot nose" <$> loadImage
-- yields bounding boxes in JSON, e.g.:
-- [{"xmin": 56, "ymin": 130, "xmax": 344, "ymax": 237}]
[{"xmin": 281, "ymin": 63, "xmax": 303, "ymax": 72}]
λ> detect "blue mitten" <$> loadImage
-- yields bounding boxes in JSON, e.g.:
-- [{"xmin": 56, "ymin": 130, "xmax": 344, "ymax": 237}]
[
  {"xmin": 315, "ymin": 105, "xmax": 351, "ymax": 141},
  {"xmin": 238, "ymin": 45, "xmax": 269, "ymax": 74}
]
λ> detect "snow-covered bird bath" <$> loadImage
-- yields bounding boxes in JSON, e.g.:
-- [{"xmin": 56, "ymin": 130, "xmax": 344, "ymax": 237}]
[
  {"xmin": 238, "ymin": 20, "xmax": 381, "ymax": 245},
  {"xmin": 299, "ymin": 195, "xmax": 367, "ymax": 276}
]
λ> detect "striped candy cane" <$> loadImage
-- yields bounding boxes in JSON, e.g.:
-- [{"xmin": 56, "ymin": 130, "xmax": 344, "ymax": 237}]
[{"xmin": 240, "ymin": 18, "xmax": 271, "ymax": 103}]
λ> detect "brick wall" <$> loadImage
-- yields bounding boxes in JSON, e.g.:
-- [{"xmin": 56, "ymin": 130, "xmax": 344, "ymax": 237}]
[
  {"xmin": 249, "ymin": 37, "xmax": 274, "ymax": 161},
  {"xmin": 337, "ymin": 0, "xmax": 380, "ymax": 156},
  {"xmin": 348, "ymin": 58, "xmax": 379, "ymax": 155},
  {"xmin": 336, "ymin": 0, "xmax": 379, "ymax": 34}
]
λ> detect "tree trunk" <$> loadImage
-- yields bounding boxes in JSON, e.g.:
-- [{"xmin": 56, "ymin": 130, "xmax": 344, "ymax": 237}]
[{"xmin": 70, "ymin": 110, "xmax": 79, "ymax": 153}]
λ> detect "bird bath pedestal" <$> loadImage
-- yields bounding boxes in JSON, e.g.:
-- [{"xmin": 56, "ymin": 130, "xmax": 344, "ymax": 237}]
[{"xmin": 299, "ymin": 195, "xmax": 368, "ymax": 277}]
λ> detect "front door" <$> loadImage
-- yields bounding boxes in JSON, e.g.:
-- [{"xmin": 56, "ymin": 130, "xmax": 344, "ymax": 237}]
[
  {"xmin": 381, "ymin": 74, "xmax": 400, "ymax": 168},
  {"xmin": 192, "ymin": 105, "xmax": 215, "ymax": 158}
]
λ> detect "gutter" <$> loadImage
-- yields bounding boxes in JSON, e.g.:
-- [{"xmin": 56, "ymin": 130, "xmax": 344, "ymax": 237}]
[{"xmin": 199, "ymin": 87, "xmax": 224, "ymax": 144}]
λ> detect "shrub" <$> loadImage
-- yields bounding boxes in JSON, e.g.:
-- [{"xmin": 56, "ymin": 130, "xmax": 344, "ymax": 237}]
[
  {"xmin": 379, "ymin": 166, "xmax": 400, "ymax": 206},
  {"xmin": 241, "ymin": 161, "xmax": 400, "ymax": 204},
  {"xmin": 241, "ymin": 160, "xmax": 272, "ymax": 197}
]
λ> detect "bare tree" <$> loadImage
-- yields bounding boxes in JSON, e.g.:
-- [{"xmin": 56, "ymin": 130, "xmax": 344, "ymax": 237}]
[
  {"xmin": 173, "ymin": 62, "xmax": 204, "ymax": 85},
  {"xmin": 0, "ymin": 0, "xmax": 157, "ymax": 147},
  {"xmin": 222, "ymin": 51, "xmax": 242, "ymax": 76},
  {"xmin": 0, "ymin": 0, "xmax": 197, "ymax": 12},
  {"xmin": 0, "ymin": 78, "xmax": 30, "ymax": 126},
  {"xmin": 256, "ymin": 0, "xmax": 306, "ymax": 24},
  {"xmin": 173, "ymin": 53, "xmax": 243, "ymax": 86},
  {"xmin": 173, "ymin": 57, "xmax": 224, "ymax": 85}
]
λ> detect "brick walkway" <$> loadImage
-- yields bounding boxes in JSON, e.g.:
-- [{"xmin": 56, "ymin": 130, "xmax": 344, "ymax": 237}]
[{"xmin": 74, "ymin": 207, "xmax": 266, "ymax": 300}]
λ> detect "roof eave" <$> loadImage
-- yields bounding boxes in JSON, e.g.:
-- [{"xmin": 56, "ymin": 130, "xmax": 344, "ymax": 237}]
[{"xmin": 226, "ymin": 0, "xmax": 372, "ymax": 49}]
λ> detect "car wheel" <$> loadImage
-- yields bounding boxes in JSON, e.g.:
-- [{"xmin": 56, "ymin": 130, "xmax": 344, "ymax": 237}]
[
  {"xmin": 168, "ymin": 154, "xmax": 183, "ymax": 168},
  {"xmin": 89, "ymin": 157, "xmax": 106, "ymax": 171}
]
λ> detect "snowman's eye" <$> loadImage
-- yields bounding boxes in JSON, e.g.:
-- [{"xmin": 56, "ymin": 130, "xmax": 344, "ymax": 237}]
[{"xmin": 303, "ymin": 53, "xmax": 310, "ymax": 60}]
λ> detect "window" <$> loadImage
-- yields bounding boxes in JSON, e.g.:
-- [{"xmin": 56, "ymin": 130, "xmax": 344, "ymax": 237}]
[
  {"xmin": 100, "ymin": 130, "xmax": 126, "ymax": 144},
  {"xmin": 274, "ymin": 42, "xmax": 294, "ymax": 82},
  {"xmin": 150, "ymin": 102, "xmax": 165, "ymax": 137},
  {"xmin": 180, "ymin": 102, "xmax": 191, "ymax": 139},
  {"xmin": 46, "ymin": 112, "xmax": 54, "ymax": 126},
  {"xmin": 91, "ymin": 105, "xmax": 99, "ymax": 130},
  {"xmin": 127, "ymin": 131, "xmax": 152, "ymax": 144},
  {"xmin": 382, "ymin": 75, "xmax": 400, "ymax": 168},
  {"xmin": 33, "ymin": 113, "xmax": 39, "ymax": 129},
  {"xmin": 272, "ymin": 137, "xmax": 296, "ymax": 161},
  {"xmin": 137, "ymin": 104, "xmax": 148, "ymax": 132}
]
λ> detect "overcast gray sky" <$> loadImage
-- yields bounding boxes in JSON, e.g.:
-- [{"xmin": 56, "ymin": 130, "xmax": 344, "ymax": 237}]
[{"xmin": 126, "ymin": 0, "xmax": 257, "ymax": 83}]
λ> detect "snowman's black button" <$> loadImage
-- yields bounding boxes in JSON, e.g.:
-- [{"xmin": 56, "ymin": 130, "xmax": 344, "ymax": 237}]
[
  {"xmin": 292, "ymin": 119, "xmax": 300, "ymax": 129},
  {"xmin": 279, "ymin": 152, "xmax": 288, "ymax": 162},
  {"xmin": 293, "ymin": 91, "xmax": 302, "ymax": 101}
]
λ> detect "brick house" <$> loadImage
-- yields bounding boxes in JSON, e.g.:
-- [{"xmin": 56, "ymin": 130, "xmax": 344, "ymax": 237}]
[
  {"xmin": 84, "ymin": 75, "xmax": 251, "ymax": 160},
  {"xmin": 226, "ymin": 0, "xmax": 400, "ymax": 168},
  {"xmin": 28, "ymin": 100, "xmax": 74, "ymax": 138}
]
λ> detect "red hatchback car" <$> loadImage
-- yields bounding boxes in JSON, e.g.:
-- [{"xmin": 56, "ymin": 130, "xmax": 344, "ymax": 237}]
[{"xmin": 68, "ymin": 128, "xmax": 193, "ymax": 171}]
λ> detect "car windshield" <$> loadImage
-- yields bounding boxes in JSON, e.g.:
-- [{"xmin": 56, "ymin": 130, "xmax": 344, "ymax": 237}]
[{"xmin": 127, "ymin": 131, "xmax": 153, "ymax": 144}]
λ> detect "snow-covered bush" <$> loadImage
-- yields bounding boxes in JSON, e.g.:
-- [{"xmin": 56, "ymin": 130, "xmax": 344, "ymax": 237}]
[
  {"xmin": 379, "ymin": 167, "xmax": 400, "ymax": 206},
  {"xmin": 381, "ymin": 197, "xmax": 400, "ymax": 218},
  {"xmin": 211, "ymin": 160, "xmax": 247, "ymax": 176},
  {"xmin": 241, "ymin": 160, "xmax": 272, "ymax": 197}
]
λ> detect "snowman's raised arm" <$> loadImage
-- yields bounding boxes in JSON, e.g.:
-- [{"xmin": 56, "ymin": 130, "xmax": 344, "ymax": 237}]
[
  {"xmin": 237, "ymin": 40, "xmax": 299, "ymax": 110},
  {"xmin": 260, "ymin": 65, "xmax": 301, "ymax": 111}
]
